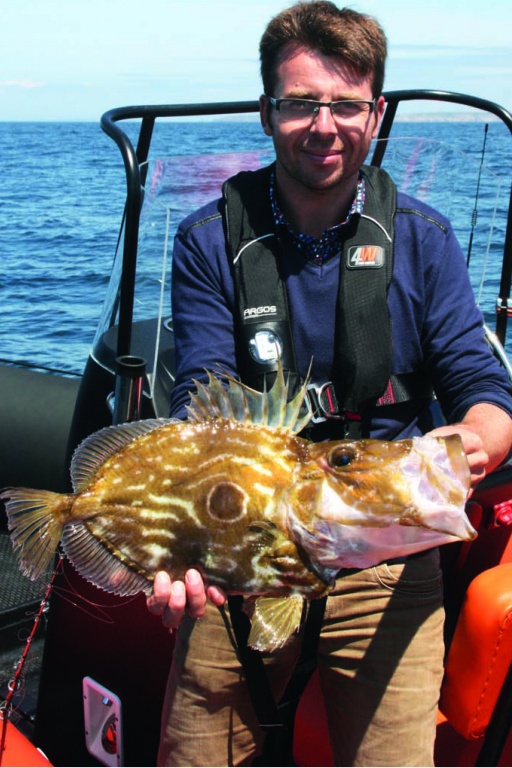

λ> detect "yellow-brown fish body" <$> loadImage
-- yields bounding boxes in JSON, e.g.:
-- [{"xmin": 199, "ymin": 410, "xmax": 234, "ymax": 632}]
[
  {"xmin": 66, "ymin": 417, "xmax": 330, "ymax": 599},
  {"xmin": 1, "ymin": 365, "xmax": 475, "ymax": 650}
]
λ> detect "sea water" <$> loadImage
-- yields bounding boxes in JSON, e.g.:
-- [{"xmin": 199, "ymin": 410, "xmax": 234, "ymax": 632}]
[{"xmin": 1, "ymin": 118, "xmax": 511, "ymax": 375}]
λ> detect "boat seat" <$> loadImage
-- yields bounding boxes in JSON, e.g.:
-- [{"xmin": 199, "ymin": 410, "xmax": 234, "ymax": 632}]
[
  {"xmin": 292, "ymin": 496, "xmax": 512, "ymax": 766},
  {"xmin": 438, "ymin": 562, "xmax": 512, "ymax": 728}
]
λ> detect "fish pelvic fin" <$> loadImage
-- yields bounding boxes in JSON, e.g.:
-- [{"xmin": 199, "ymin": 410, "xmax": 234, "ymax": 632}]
[
  {"xmin": 186, "ymin": 359, "xmax": 312, "ymax": 434},
  {"xmin": 246, "ymin": 594, "xmax": 304, "ymax": 652},
  {"xmin": 0, "ymin": 487, "xmax": 70, "ymax": 581}
]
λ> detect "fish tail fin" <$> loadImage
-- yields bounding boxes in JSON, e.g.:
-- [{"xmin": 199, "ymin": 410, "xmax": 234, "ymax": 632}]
[{"xmin": 1, "ymin": 487, "xmax": 70, "ymax": 581}]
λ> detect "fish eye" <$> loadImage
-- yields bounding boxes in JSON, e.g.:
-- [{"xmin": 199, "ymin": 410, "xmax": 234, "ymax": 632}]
[{"xmin": 328, "ymin": 446, "xmax": 355, "ymax": 469}]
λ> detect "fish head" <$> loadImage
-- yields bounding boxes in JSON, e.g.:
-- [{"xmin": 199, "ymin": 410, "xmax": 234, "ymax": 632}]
[{"xmin": 287, "ymin": 434, "xmax": 475, "ymax": 571}]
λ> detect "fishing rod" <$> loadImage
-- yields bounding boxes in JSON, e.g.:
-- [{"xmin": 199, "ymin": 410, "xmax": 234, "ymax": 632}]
[
  {"xmin": 0, "ymin": 558, "xmax": 62, "ymax": 766},
  {"xmin": 467, "ymin": 123, "xmax": 489, "ymax": 267}
]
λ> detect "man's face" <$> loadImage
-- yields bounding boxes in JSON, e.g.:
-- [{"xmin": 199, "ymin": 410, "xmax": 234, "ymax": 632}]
[{"xmin": 260, "ymin": 45, "xmax": 385, "ymax": 196}]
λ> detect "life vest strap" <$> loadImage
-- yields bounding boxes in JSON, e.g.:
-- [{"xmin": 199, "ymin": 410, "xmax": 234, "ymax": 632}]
[{"xmin": 305, "ymin": 373, "xmax": 434, "ymax": 425}]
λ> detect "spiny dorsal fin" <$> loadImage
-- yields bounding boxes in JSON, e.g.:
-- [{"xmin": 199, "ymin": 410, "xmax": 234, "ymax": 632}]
[
  {"xmin": 186, "ymin": 360, "xmax": 312, "ymax": 435},
  {"xmin": 70, "ymin": 418, "xmax": 174, "ymax": 492}
]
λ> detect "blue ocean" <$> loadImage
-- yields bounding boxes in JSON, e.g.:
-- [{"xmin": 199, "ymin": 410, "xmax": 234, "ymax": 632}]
[{"xmin": 1, "ymin": 118, "xmax": 512, "ymax": 375}]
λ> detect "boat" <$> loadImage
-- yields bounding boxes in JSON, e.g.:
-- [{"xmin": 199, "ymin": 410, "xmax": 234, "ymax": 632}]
[{"xmin": 1, "ymin": 89, "xmax": 512, "ymax": 767}]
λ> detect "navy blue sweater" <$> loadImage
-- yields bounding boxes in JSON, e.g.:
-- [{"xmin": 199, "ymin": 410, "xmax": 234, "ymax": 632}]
[{"xmin": 169, "ymin": 178, "xmax": 512, "ymax": 439}]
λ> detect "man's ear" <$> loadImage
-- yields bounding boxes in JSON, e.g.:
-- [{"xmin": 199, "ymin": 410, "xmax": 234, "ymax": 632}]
[
  {"xmin": 259, "ymin": 95, "xmax": 273, "ymax": 136},
  {"xmin": 371, "ymin": 94, "xmax": 386, "ymax": 138}
]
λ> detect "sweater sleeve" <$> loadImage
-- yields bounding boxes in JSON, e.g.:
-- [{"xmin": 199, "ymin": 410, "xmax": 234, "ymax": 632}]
[
  {"xmin": 169, "ymin": 203, "xmax": 238, "ymax": 419},
  {"xmin": 415, "ymin": 221, "xmax": 512, "ymax": 422}
]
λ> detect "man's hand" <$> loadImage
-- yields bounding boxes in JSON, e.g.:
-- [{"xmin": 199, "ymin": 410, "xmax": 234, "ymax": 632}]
[
  {"xmin": 146, "ymin": 569, "xmax": 226, "ymax": 631},
  {"xmin": 428, "ymin": 402, "xmax": 512, "ymax": 489},
  {"xmin": 427, "ymin": 423, "xmax": 488, "ymax": 488}
]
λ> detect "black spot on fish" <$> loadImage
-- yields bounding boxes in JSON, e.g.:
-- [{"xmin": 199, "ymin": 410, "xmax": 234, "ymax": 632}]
[{"xmin": 207, "ymin": 482, "xmax": 247, "ymax": 521}]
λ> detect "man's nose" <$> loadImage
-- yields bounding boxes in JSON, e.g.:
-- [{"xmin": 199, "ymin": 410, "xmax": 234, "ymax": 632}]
[{"xmin": 310, "ymin": 104, "xmax": 338, "ymax": 133}]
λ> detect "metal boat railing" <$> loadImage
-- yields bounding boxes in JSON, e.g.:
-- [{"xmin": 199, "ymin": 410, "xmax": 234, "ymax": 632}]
[
  {"xmin": 99, "ymin": 90, "xmax": 512, "ymax": 363},
  {"xmin": 100, "ymin": 100, "xmax": 259, "ymax": 359}
]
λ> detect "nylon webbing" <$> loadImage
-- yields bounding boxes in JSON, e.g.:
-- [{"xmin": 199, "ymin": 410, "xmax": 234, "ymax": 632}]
[{"xmin": 227, "ymin": 596, "xmax": 283, "ymax": 730}]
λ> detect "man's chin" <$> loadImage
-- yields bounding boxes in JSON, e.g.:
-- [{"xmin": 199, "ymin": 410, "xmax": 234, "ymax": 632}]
[{"xmin": 298, "ymin": 170, "xmax": 348, "ymax": 192}]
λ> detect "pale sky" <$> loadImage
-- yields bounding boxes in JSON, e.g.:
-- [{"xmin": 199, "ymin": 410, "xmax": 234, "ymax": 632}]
[{"xmin": 1, "ymin": 0, "xmax": 511, "ymax": 121}]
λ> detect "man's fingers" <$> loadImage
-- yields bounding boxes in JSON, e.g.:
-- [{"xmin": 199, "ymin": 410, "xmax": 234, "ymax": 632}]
[
  {"xmin": 146, "ymin": 571, "xmax": 172, "ymax": 616},
  {"xmin": 161, "ymin": 580, "xmax": 187, "ymax": 629},
  {"xmin": 183, "ymin": 569, "xmax": 207, "ymax": 619},
  {"xmin": 147, "ymin": 569, "xmax": 223, "ymax": 629},
  {"xmin": 206, "ymin": 585, "xmax": 227, "ymax": 606}
]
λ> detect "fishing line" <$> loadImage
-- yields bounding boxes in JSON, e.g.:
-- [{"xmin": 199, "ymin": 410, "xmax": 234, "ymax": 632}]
[
  {"xmin": 467, "ymin": 123, "xmax": 489, "ymax": 267},
  {"xmin": 50, "ymin": 582, "xmax": 141, "ymax": 623},
  {"xmin": 49, "ymin": 552, "xmax": 142, "ymax": 623}
]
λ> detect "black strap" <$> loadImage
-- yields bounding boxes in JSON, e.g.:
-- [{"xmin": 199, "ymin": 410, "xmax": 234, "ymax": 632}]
[
  {"xmin": 223, "ymin": 165, "xmax": 302, "ymax": 396},
  {"xmin": 227, "ymin": 595, "xmax": 328, "ymax": 742},
  {"xmin": 301, "ymin": 596, "xmax": 328, "ymax": 661},
  {"xmin": 334, "ymin": 165, "xmax": 396, "ymax": 411},
  {"xmin": 227, "ymin": 596, "xmax": 284, "ymax": 731}
]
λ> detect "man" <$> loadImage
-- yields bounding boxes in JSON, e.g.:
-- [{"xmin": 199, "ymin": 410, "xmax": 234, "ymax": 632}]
[{"xmin": 148, "ymin": 2, "xmax": 512, "ymax": 765}]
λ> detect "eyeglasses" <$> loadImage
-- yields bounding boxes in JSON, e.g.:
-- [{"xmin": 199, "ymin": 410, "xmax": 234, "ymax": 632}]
[{"xmin": 268, "ymin": 97, "xmax": 375, "ymax": 123}]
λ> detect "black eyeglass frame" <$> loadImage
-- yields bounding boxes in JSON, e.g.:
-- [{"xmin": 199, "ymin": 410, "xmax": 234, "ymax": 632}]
[{"xmin": 267, "ymin": 96, "xmax": 376, "ymax": 119}]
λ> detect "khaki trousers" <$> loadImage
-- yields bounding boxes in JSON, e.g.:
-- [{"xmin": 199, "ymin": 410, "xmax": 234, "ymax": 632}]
[{"xmin": 158, "ymin": 549, "xmax": 445, "ymax": 767}]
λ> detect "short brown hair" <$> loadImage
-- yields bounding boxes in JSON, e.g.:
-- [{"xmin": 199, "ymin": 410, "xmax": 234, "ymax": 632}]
[{"xmin": 259, "ymin": 1, "xmax": 387, "ymax": 98}]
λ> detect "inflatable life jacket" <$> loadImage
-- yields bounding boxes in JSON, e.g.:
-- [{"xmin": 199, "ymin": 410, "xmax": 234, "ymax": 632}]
[{"xmin": 223, "ymin": 163, "xmax": 431, "ymax": 438}]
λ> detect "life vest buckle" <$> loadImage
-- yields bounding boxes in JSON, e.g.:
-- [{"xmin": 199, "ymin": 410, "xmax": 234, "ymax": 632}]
[{"xmin": 306, "ymin": 382, "xmax": 343, "ymax": 423}]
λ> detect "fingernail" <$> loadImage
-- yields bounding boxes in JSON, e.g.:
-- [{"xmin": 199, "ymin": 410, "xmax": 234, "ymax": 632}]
[
  {"xmin": 171, "ymin": 581, "xmax": 185, "ymax": 598},
  {"xmin": 186, "ymin": 569, "xmax": 201, "ymax": 585}
]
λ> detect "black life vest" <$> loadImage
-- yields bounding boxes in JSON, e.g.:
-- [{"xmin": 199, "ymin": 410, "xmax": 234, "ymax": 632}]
[{"xmin": 222, "ymin": 163, "xmax": 430, "ymax": 438}]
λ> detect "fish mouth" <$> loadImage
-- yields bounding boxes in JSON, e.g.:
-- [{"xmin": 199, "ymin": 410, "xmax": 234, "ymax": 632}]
[
  {"xmin": 289, "ymin": 502, "xmax": 476, "ymax": 572},
  {"xmin": 443, "ymin": 433, "xmax": 472, "ymax": 486},
  {"xmin": 399, "ymin": 502, "xmax": 477, "ymax": 541}
]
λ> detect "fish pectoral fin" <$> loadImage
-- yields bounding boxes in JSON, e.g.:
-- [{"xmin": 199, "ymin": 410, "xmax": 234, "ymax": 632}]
[
  {"xmin": 247, "ymin": 595, "xmax": 304, "ymax": 652},
  {"xmin": 248, "ymin": 520, "xmax": 281, "ymax": 543},
  {"xmin": 62, "ymin": 522, "xmax": 152, "ymax": 596},
  {"xmin": 249, "ymin": 521, "xmax": 302, "ymax": 575},
  {"xmin": 248, "ymin": 521, "xmax": 295, "ymax": 560}
]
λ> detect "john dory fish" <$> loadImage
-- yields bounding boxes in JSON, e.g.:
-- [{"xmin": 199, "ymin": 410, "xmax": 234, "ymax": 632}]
[{"xmin": 1, "ymin": 366, "xmax": 475, "ymax": 651}]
